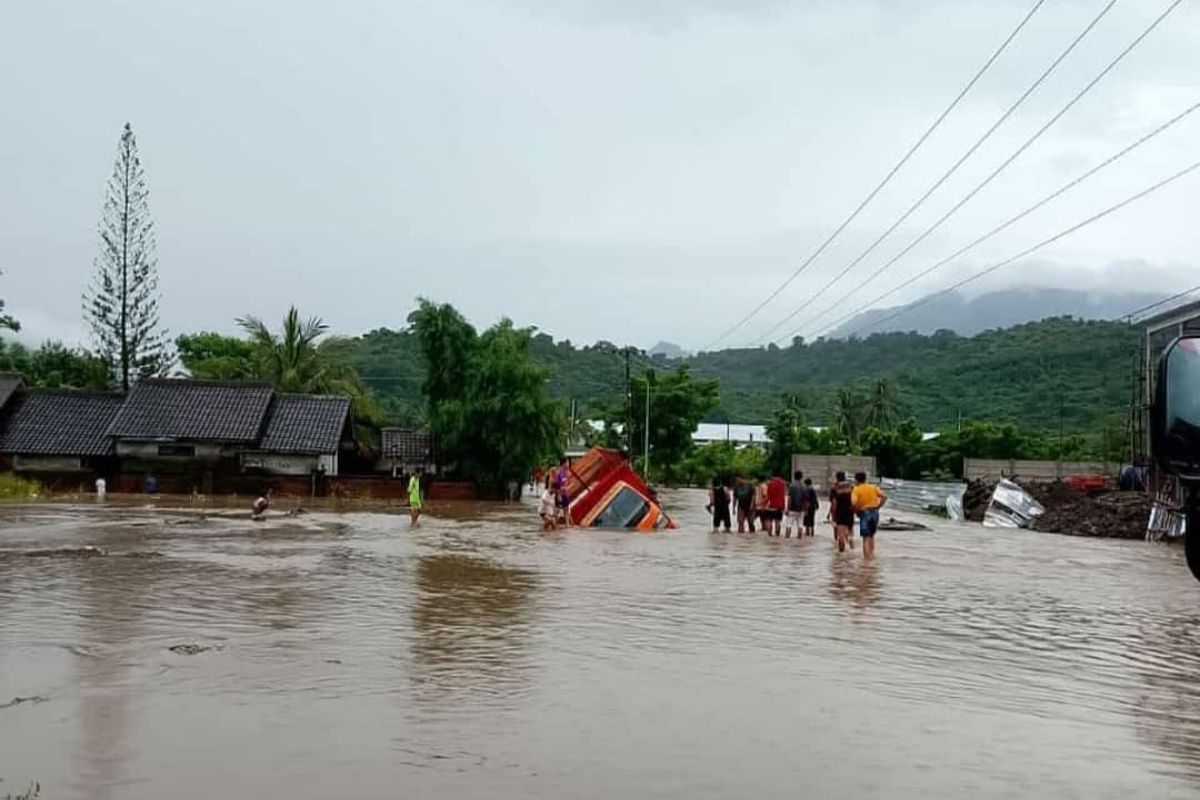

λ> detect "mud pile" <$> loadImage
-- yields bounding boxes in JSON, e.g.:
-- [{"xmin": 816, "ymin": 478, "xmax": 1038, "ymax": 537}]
[{"xmin": 962, "ymin": 479, "xmax": 1151, "ymax": 539}]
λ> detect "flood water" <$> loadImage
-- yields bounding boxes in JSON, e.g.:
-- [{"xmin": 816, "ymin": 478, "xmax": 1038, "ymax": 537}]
[{"xmin": 3, "ymin": 490, "xmax": 1200, "ymax": 799}]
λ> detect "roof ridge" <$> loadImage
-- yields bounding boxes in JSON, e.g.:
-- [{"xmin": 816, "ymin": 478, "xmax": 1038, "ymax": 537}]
[
  {"xmin": 19, "ymin": 387, "xmax": 124, "ymax": 399},
  {"xmin": 138, "ymin": 377, "xmax": 274, "ymax": 389}
]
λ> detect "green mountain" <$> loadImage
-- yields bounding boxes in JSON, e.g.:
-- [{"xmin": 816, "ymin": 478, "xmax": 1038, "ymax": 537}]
[{"xmin": 323, "ymin": 316, "xmax": 1141, "ymax": 433}]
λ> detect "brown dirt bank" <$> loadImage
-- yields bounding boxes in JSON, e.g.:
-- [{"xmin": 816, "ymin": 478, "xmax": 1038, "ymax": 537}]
[{"xmin": 963, "ymin": 479, "xmax": 1151, "ymax": 540}]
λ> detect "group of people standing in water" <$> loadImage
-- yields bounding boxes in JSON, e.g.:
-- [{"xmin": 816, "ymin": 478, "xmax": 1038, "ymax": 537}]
[{"xmin": 708, "ymin": 470, "xmax": 887, "ymax": 558}]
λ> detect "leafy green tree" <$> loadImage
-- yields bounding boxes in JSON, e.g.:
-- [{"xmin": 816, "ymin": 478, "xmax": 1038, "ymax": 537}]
[
  {"xmin": 231, "ymin": 307, "xmax": 384, "ymax": 455},
  {"xmin": 0, "ymin": 271, "xmax": 17, "ymax": 332},
  {"xmin": 0, "ymin": 340, "xmax": 109, "ymax": 390},
  {"xmin": 408, "ymin": 299, "xmax": 477, "ymax": 413},
  {"xmin": 765, "ymin": 394, "xmax": 809, "ymax": 476},
  {"xmin": 453, "ymin": 320, "xmax": 563, "ymax": 486},
  {"xmin": 176, "ymin": 332, "xmax": 258, "ymax": 380},
  {"xmin": 618, "ymin": 365, "xmax": 719, "ymax": 483},
  {"xmin": 861, "ymin": 418, "xmax": 924, "ymax": 478},
  {"xmin": 84, "ymin": 122, "xmax": 172, "ymax": 390},
  {"xmin": 409, "ymin": 301, "xmax": 562, "ymax": 487},
  {"xmin": 679, "ymin": 441, "xmax": 766, "ymax": 486},
  {"xmin": 833, "ymin": 387, "xmax": 866, "ymax": 449}
]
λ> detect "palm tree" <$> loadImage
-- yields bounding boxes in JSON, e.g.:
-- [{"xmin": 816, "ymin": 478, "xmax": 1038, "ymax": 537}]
[
  {"xmin": 237, "ymin": 307, "xmax": 383, "ymax": 456},
  {"xmin": 237, "ymin": 307, "xmax": 329, "ymax": 393},
  {"xmin": 865, "ymin": 378, "xmax": 900, "ymax": 431},
  {"xmin": 834, "ymin": 388, "xmax": 865, "ymax": 449}
]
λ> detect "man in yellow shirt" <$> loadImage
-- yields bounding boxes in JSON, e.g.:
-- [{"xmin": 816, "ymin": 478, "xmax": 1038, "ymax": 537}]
[{"xmin": 851, "ymin": 472, "xmax": 887, "ymax": 559}]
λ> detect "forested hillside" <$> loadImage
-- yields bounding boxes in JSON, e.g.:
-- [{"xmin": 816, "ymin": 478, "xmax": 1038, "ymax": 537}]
[{"xmin": 322, "ymin": 317, "xmax": 1141, "ymax": 433}]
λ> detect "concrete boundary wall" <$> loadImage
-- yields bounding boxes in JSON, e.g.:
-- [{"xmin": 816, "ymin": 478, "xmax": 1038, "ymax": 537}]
[
  {"xmin": 963, "ymin": 458, "xmax": 1115, "ymax": 482},
  {"xmin": 790, "ymin": 455, "xmax": 876, "ymax": 489}
]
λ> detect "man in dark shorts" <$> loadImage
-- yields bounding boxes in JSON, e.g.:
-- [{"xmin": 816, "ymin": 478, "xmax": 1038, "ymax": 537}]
[
  {"xmin": 803, "ymin": 477, "xmax": 818, "ymax": 537},
  {"xmin": 828, "ymin": 471, "xmax": 854, "ymax": 552},
  {"xmin": 765, "ymin": 473, "xmax": 787, "ymax": 536},
  {"xmin": 733, "ymin": 477, "xmax": 755, "ymax": 533},
  {"xmin": 708, "ymin": 477, "xmax": 732, "ymax": 532}
]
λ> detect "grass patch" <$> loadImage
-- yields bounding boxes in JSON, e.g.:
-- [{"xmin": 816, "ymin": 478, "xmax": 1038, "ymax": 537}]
[{"xmin": 0, "ymin": 473, "xmax": 42, "ymax": 501}]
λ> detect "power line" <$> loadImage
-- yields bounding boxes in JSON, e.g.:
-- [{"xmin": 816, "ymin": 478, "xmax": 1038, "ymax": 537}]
[
  {"xmin": 1121, "ymin": 284, "xmax": 1200, "ymax": 322},
  {"xmin": 833, "ymin": 159, "xmax": 1200, "ymax": 339},
  {"xmin": 699, "ymin": 0, "xmax": 1047, "ymax": 352},
  {"xmin": 758, "ymin": 0, "xmax": 1180, "ymax": 345},
  {"xmin": 795, "ymin": 96, "xmax": 1200, "ymax": 342},
  {"xmin": 792, "ymin": 0, "xmax": 1187, "ymax": 343}
]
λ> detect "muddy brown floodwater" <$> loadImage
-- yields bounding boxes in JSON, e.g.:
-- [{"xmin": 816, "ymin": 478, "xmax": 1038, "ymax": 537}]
[{"xmin": 4, "ymin": 490, "xmax": 1200, "ymax": 799}]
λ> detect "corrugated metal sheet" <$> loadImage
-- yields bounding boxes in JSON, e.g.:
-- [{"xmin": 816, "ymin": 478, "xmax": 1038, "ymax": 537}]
[{"xmin": 880, "ymin": 477, "xmax": 966, "ymax": 515}]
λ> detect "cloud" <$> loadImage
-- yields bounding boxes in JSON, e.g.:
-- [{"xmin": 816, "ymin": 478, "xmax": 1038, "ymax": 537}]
[{"xmin": 0, "ymin": 0, "xmax": 1197, "ymax": 353}]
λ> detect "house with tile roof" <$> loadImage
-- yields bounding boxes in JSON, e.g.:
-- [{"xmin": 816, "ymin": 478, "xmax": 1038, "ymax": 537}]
[
  {"xmin": 241, "ymin": 394, "xmax": 354, "ymax": 476},
  {"xmin": 0, "ymin": 389, "xmax": 124, "ymax": 473},
  {"xmin": 106, "ymin": 378, "xmax": 276, "ymax": 461},
  {"xmin": 379, "ymin": 427, "xmax": 436, "ymax": 476},
  {"xmin": 0, "ymin": 376, "xmax": 360, "ymax": 489}
]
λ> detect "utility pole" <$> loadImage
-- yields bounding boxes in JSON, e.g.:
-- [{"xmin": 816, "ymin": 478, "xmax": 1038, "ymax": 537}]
[
  {"xmin": 624, "ymin": 348, "xmax": 633, "ymax": 455},
  {"xmin": 644, "ymin": 376, "xmax": 651, "ymax": 477}
]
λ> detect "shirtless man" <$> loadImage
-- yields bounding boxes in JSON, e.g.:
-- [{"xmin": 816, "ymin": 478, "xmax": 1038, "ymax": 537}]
[
  {"xmin": 828, "ymin": 472, "xmax": 854, "ymax": 553},
  {"xmin": 252, "ymin": 489, "xmax": 272, "ymax": 521}
]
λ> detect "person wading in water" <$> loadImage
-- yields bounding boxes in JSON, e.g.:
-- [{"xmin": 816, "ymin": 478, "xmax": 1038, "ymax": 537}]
[
  {"xmin": 828, "ymin": 471, "xmax": 854, "ymax": 552},
  {"xmin": 708, "ymin": 476, "xmax": 732, "ymax": 533},
  {"xmin": 733, "ymin": 477, "xmax": 755, "ymax": 533},
  {"xmin": 754, "ymin": 477, "xmax": 771, "ymax": 534},
  {"xmin": 252, "ymin": 488, "xmax": 272, "ymax": 521},
  {"xmin": 803, "ymin": 477, "xmax": 819, "ymax": 537},
  {"xmin": 785, "ymin": 470, "xmax": 807, "ymax": 539},
  {"xmin": 852, "ymin": 471, "xmax": 887, "ymax": 560},
  {"xmin": 408, "ymin": 468, "xmax": 423, "ymax": 528}
]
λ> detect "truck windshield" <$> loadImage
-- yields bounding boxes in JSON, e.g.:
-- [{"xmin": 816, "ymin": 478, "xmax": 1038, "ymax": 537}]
[
  {"xmin": 1165, "ymin": 338, "xmax": 1200, "ymax": 473},
  {"xmin": 590, "ymin": 486, "xmax": 650, "ymax": 528}
]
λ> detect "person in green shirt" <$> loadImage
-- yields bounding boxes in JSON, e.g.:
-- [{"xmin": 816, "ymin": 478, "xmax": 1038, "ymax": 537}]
[{"xmin": 408, "ymin": 468, "xmax": 423, "ymax": 528}]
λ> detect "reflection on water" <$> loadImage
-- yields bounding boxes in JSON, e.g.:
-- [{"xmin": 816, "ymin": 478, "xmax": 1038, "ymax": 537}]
[
  {"xmin": 73, "ymin": 557, "xmax": 147, "ymax": 800},
  {"xmin": 410, "ymin": 554, "xmax": 538, "ymax": 701},
  {"xmin": 1130, "ymin": 613, "xmax": 1200, "ymax": 785},
  {"xmin": 2, "ymin": 494, "xmax": 1200, "ymax": 799},
  {"xmin": 828, "ymin": 555, "xmax": 881, "ymax": 614}
]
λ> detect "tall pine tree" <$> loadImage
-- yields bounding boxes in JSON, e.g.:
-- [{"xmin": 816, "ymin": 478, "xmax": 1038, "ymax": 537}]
[{"xmin": 84, "ymin": 122, "xmax": 171, "ymax": 391}]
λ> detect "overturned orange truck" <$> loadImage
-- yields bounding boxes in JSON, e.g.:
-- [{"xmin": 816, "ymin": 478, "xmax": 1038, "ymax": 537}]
[{"xmin": 564, "ymin": 448, "xmax": 676, "ymax": 530}]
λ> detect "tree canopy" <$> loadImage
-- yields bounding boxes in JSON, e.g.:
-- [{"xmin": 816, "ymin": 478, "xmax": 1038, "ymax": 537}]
[
  {"xmin": 320, "ymin": 315, "xmax": 1137, "ymax": 434},
  {"xmin": 409, "ymin": 299, "xmax": 562, "ymax": 487}
]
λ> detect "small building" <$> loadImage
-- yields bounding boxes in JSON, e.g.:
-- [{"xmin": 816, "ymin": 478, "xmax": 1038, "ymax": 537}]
[
  {"xmin": 0, "ymin": 389, "xmax": 124, "ymax": 474},
  {"xmin": 379, "ymin": 427, "xmax": 435, "ymax": 477},
  {"xmin": 242, "ymin": 394, "xmax": 354, "ymax": 476},
  {"xmin": 692, "ymin": 422, "xmax": 771, "ymax": 447}
]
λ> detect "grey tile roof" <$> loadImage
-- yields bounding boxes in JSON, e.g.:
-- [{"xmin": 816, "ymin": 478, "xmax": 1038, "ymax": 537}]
[
  {"xmin": 258, "ymin": 394, "xmax": 352, "ymax": 454},
  {"xmin": 0, "ymin": 373, "xmax": 24, "ymax": 412},
  {"xmin": 0, "ymin": 389, "xmax": 124, "ymax": 456},
  {"xmin": 381, "ymin": 428, "xmax": 434, "ymax": 460},
  {"xmin": 106, "ymin": 379, "xmax": 274, "ymax": 442}
]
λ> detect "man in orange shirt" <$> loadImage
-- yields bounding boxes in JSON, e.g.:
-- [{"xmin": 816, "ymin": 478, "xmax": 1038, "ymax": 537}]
[{"xmin": 851, "ymin": 471, "xmax": 887, "ymax": 559}]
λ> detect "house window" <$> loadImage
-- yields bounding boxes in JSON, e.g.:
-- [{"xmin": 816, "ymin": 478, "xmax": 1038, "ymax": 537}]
[{"xmin": 157, "ymin": 444, "xmax": 196, "ymax": 457}]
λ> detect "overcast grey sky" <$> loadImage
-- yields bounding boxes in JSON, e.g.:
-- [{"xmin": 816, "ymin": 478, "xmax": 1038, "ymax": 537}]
[{"xmin": 1, "ymin": 0, "xmax": 1197, "ymax": 351}]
